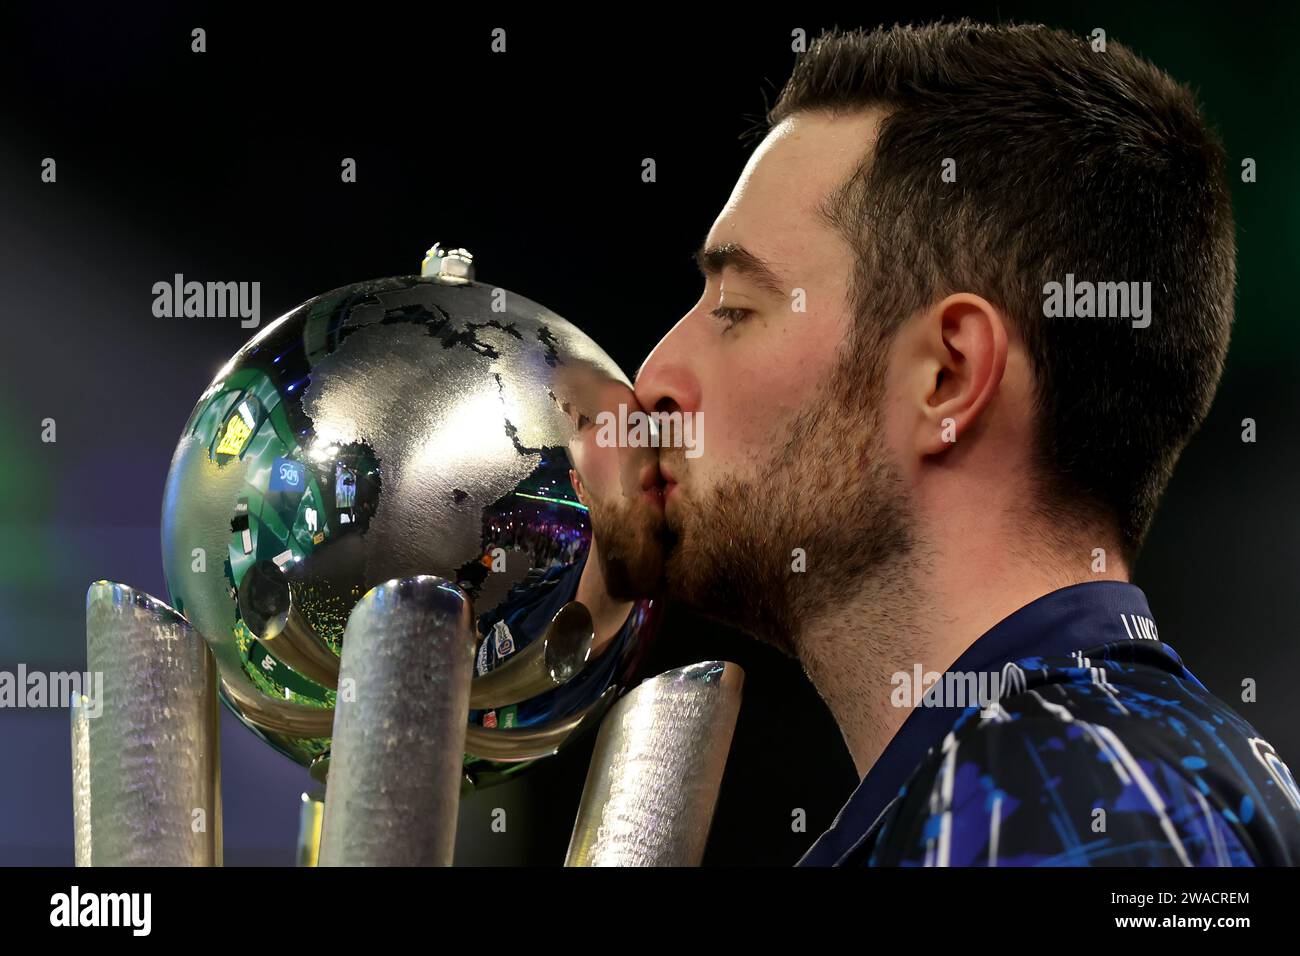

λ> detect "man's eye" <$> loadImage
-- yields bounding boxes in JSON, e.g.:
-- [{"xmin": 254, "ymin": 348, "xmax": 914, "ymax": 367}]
[{"xmin": 709, "ymin": 305, "xmax": 752, "ymax": 329}]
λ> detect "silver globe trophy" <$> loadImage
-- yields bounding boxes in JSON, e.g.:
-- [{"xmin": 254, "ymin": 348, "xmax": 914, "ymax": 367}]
[{"xmin": 70, "ymin": 245, "xmax": 743, "ymax": 866}]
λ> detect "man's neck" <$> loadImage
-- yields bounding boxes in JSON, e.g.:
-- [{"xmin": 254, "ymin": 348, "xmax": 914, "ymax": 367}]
[
  {"xmin": 795, "ymin": 531, "xmax": 1127, "ymax": 780},
  {"xmin": 574, "ymin": 539, "xmax": 634, "ymax": 657}
]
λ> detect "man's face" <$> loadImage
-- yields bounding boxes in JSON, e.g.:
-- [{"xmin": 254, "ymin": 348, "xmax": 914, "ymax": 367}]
[
  {"xmin": 634, "ymin": 110, "xmax": 917, "ymax": 652},
  {"xmin": 566, "ymin": 378, "xmax": 666, "ymax": 600}
]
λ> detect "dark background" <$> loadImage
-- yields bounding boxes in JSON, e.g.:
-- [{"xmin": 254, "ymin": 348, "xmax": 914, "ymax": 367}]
[{"xmin": 1, "ymin": 3, "xmax": 1297, "ymax": 864}]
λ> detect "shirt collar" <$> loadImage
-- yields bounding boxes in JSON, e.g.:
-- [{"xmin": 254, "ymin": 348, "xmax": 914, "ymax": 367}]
[{"xmin": 796, "ymin": 580, "xmax": 1157, "ymax": 866}]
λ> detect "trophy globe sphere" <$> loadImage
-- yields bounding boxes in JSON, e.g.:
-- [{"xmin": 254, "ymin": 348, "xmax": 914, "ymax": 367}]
[{"xmin": 160, "ymin": 246, "xmax": 660, "ymax": 784}]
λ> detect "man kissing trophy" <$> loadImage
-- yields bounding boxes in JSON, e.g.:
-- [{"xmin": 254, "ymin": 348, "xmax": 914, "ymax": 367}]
[{"xmin": 71, "ymin": 245, "xmax": 743, "ymax": 867}]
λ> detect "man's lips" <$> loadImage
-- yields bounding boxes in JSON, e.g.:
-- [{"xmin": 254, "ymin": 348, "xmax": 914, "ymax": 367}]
[
  {"xmin": 639, "ymin": 463, "xmax": 666, "ymax": 509},
  {"xmin": 658, "ymin": 463, "xmax": 679, "ymax": 507},
  {"xmin": 639, "ymin": 462, "xmax": 675, "ymax": 511}
]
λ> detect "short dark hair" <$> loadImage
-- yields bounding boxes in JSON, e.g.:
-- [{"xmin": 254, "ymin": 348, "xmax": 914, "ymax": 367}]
[{"xmin": 769, "ymin": 21, "xmax": 1235, "ymax": 562}]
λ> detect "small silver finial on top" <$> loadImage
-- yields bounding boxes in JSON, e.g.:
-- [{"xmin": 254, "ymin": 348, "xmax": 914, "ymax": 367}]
[{"xmin": 421, "ymin": 243, "xmax": 474, "ymax": 284}]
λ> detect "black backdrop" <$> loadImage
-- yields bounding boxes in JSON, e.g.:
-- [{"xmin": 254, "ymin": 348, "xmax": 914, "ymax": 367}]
[{"xmin": 1, "ymin": 4, "xmax": 1297, "ymax": 864}]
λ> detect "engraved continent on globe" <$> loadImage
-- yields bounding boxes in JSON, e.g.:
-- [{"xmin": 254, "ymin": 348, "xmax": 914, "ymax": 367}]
[{"xmin": 161, "ymin": 260, "xmax": 660, "ymax": 779}]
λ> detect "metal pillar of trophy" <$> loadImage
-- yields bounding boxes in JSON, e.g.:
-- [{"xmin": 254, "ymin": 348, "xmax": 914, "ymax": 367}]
[
  {"xmin": 73, "ymin": 577, "xmax": 743, "ymax": 866},
  {"xmin": 71, "ymin": 245, "xmax": 745, "ymax": 866}
]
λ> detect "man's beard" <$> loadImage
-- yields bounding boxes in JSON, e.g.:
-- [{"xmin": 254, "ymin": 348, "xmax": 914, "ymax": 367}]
[
  {"xmin": 662, "ymin": 338, "xmax": 917, "ymax": 657},
  {"xmin": 587, "ymin": 490, "xmax": 667, "ymax": 601}
]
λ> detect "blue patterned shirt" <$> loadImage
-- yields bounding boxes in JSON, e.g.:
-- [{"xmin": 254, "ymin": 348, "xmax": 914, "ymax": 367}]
[{"xmin": 798, "ymin": 582, "xmax": 1300, "ymax": 866}]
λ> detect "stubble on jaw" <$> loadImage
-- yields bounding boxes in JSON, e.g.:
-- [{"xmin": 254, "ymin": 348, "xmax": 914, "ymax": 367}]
[
  {"xmin": 660, "ymin": 332, "xmax": 924, "ymax": 661},
  {"xmin": 588, "ymin": 489, "xmax": 667, "ymax": 601}
]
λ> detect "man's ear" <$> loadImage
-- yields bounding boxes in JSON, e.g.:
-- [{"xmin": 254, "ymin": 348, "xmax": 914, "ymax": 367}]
[
  {"xmin": 911, "ymin": 293, "xmax": 1009, "ymax": 456},
  {"xmin": 568, "ymin": 467, "xmax": 588, "ymax": 506}
]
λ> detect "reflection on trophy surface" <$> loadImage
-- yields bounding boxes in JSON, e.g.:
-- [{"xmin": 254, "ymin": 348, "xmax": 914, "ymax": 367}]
[
  {"xmin": 467, "ymin": 378, "xmax": 665, "ymax": 745},
  {"xmin": 76, "ymin": 245, "xmax": 742, "ymax": 866}
]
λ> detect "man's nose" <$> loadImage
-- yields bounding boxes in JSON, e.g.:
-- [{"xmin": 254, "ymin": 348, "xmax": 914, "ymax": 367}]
[{"xmin": 634, "ymin": 317, "xmax": 702, "ymax": 416}]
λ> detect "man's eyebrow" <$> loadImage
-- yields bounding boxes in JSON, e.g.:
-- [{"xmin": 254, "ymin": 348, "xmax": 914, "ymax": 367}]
[{"xmin": 694, "ymin": 241, "xmax": 787, "ymax": 297}]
